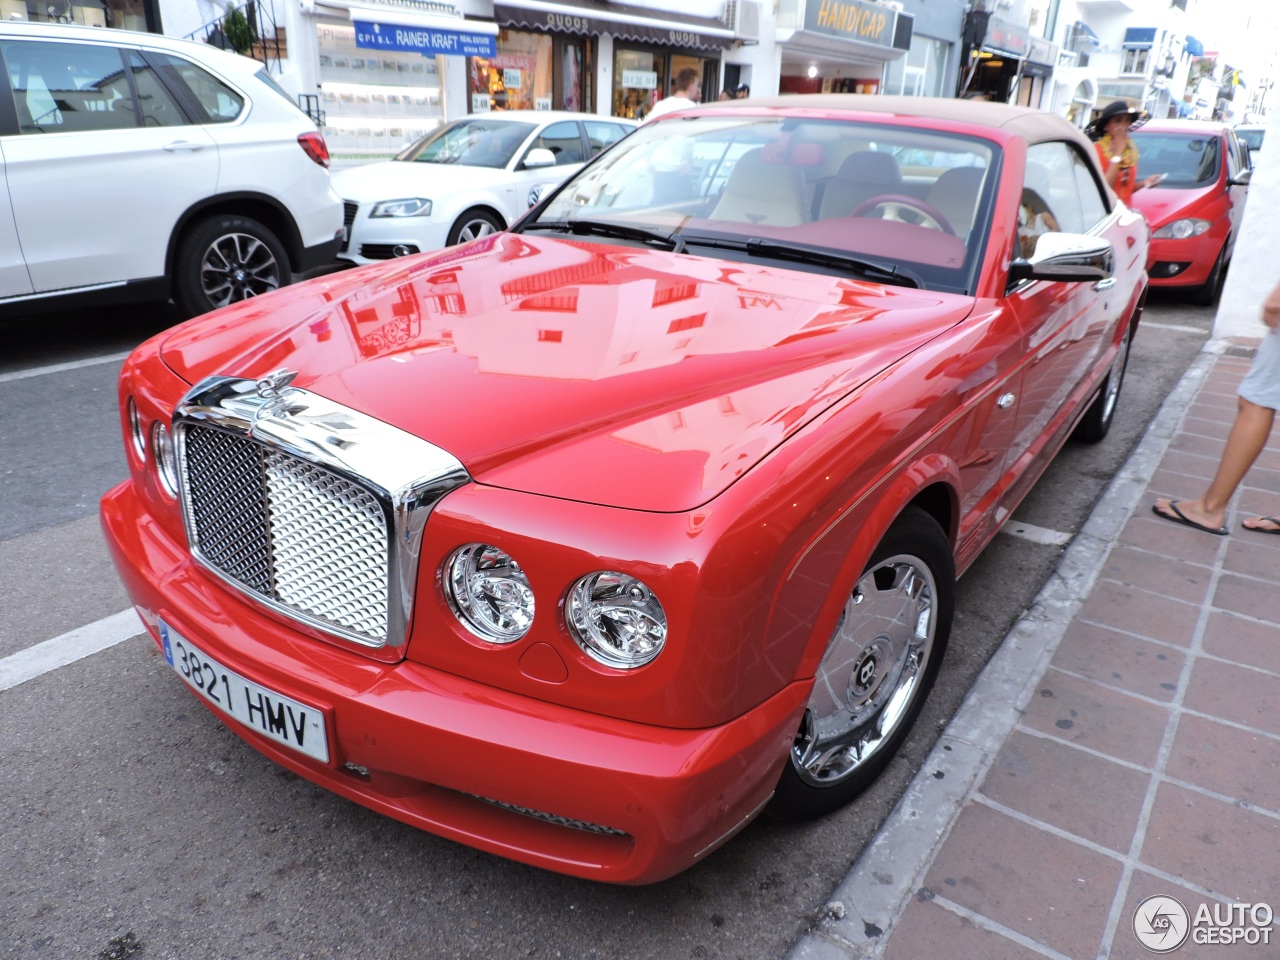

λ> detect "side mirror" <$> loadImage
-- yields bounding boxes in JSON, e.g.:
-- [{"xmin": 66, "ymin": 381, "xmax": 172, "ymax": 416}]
[
  {"xmin": 1229, "ymin": 169, "xmax": 1252, "ymax": 186},
  {"xmin": 1009, "ymin": 232, "xmax": 1114, "ymax": 285},
  {"xmin": 522, "ymin": 148, "xmax": 556, "ymax": 170}
]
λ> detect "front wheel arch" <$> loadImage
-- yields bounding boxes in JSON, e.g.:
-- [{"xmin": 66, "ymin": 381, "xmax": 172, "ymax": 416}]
[
  {"xmin": 768, "ymin": 505, "xmax": 954, "ymax": 821},
  {"xmin": 446, "ymin": 206, "xmax": 507, "ymax": 247},
  {"xmin": 172, "ymin": 214, "xmax": 291, "ymax": 318}
]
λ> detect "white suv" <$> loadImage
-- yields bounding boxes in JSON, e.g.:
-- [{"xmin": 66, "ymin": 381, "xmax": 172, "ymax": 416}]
[{"xmin": 0, "ymin": 21, "xmax": 344, "ymax": 318}]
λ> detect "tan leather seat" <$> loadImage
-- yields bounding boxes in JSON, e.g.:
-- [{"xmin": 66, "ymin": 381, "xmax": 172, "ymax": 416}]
[
  {"xmin": 925, "ymin": 166, "xmax": 986, "ymax": 238},
  {"xmin": 711, "ymin": 148, "xmax": 809, "ymax": 227},
  {"xmin": 818, "ymin": 150, "xmax": 902, "ymax": 219}
]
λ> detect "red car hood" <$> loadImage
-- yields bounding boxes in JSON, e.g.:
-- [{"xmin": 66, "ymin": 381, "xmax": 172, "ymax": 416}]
[
  {"xmin": 1126, "ymin": 182, "xmax": 1216, "ymax": 227},
  {"xmin": 158, "ymin": 234, "xmax": 973, "ymax": 512}
]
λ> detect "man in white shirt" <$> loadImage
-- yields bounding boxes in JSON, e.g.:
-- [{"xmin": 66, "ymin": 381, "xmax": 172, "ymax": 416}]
[{"xmin": 644, "ymin": 68, "xmax": 702, "ymax": 122}]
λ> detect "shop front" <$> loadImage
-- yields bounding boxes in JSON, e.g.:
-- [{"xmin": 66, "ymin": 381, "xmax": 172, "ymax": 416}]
[
  {"xmin": 4, "ymin": 0, "xmax": 156, "ymax": 30},
  {"xmin": 958, "ymin": 11, "xmax": 1030, "ymax": 103},
  {"xmin": 774, "ymin": 0, "xmax": 912, "ymax": 98},
  {"xmin": 489, "ymin": 0, "xmax": 735, "ymax": 119},
  {"xmin": 299, "ymin": 0, "xmax": 498, "ymax": 161},
  {"xmin": 1013, "ymin": 35, "xmax": 1056, "ymax": 109}
]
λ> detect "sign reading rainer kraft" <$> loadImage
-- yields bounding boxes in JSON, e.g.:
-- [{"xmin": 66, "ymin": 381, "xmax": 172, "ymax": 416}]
[
  {"xmin": 354, "ymin": 20, "xmax": 496, "ymax": 57},
  {"xmin": 802, "ymin": 0, "xmax": 897, "ymax": 48}
]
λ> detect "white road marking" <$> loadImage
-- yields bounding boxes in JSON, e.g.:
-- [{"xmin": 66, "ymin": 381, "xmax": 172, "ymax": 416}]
[
  {"xmin": 1141, "ymin": 321, "xmax": 1209, "ymax": 336},
  {"xmin": 0, "ymin": 351, "xmax": 132, "ymax": 384},
  {"xmin": 1000, "ymin": 520, "xmax": 1073, "ymax": 546},
  {"xmin": 0, "ymin": 609, "xmax": 143, "ymax": 692}
]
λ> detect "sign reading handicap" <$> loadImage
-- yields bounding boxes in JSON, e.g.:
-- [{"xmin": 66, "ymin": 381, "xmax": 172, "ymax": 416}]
[{"xmin": 353, "ymin": 20, "xmax": 496, "ymax": 57}]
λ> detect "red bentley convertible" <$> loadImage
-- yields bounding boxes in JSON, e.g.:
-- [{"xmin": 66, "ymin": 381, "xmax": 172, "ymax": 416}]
[{"xmin": 102, "ymin": 96, "xmax": 1149, "ymax": 884}]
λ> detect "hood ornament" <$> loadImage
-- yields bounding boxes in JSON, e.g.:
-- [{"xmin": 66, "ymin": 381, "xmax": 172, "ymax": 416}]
[{"xmin": 255, "ymin": 369, "xmax": 297, "ymax": 404}]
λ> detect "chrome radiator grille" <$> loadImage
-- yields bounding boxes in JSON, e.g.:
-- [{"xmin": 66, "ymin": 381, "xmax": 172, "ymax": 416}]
[{"xmin": 182, "ymin": 425, "xmax": 390, "ymax": 645}]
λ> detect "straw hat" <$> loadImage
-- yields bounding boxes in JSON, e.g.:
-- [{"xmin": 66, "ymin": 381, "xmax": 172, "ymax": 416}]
[{"xmin": 1088, "ymin": 100, "xmax": 1146, "ymax": 139}]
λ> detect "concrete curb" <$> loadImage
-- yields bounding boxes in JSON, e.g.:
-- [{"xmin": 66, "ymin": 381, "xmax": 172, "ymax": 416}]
[{"xmin": 784, "ymin": 343, "xmax": 1224, "ymax": 960}]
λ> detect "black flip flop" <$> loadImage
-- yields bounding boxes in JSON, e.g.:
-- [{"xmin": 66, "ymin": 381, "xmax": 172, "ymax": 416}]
[
  {"xmin": 1151, "ymin": 501, "xmax": 1229, "ymax": 536},
  {"xmin": 1241, "ymin": 516, "xmax": 1280, "ymax": 535}
]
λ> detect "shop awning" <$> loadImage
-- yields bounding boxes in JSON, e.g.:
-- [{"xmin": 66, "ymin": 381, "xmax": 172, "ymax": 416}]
[
  {"xmin": 1122, "ymin": 27, "xmax": 1156, "ymax": 49},
  {"xmin": 1072, "ymin": 21, "xmax": 1100, "ymax": 47},
  {"xmin": 1185, "ymin": 34, "xmax": 1204, "ymax": 57},
  {"xmin": 493, "ymin": 0, "xmax": 736, "ymax": 51}
]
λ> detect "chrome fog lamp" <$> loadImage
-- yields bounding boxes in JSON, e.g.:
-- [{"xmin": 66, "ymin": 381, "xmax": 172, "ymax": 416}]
[
  {"xmin": 151, "ymin": 422, "xmax": 179, "ymax": 497},
  {"xmin": 444, "ymin": 543, "xmax": 535, "ymax": 643},
  {"xmin": 566, "ymin": 572, "xmax": 667, "ymax": 669},
  {"xmin": 127, "ymin": 396, "xmax": 146, "ymax": 461}
]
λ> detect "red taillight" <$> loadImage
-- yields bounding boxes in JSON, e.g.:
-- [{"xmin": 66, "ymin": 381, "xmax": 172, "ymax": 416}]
[{"xmin": 298, "ymin": 131, "xmax": 331, "ymax": 168}]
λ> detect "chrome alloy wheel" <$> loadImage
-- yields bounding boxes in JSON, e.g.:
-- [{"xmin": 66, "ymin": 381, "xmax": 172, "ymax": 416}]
[
  {"xmin": 200, "ymin": 232, "xmax": 282, "ymax": 307},
  {"xmin": 791, "ymin": 554, "xmax": 939, "ymax": 786}
]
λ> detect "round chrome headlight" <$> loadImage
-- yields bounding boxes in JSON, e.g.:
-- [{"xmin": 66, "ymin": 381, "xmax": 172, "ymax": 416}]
[
  {"xmin": 566, "ymin": 572, "xmax": 667, "ymax": 669},
  {"xmin": 151, "ymin": 422, "xmax": 178, "ymax": 498},
  {"xmin": 127, "ymin": 396, "xmax": 146, "ymax": 461},
  {"xmin": 444, "ymin": 544, "xmax": 535, "ymax": 643}
]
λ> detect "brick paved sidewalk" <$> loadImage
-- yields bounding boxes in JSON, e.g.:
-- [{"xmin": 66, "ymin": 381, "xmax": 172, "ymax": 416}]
[{"xmin": 789, "ymin": 346, "xmax": 1280, "ymax": 960}]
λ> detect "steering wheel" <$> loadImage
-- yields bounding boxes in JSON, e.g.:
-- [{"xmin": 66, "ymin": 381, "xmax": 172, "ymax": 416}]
[{"xmin": 850, "ymin": 194, "xmax": 955, "ymax": 235}]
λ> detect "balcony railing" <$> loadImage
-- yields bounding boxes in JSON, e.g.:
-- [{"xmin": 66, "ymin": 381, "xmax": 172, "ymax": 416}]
[{"xmin": 184, "ymin": 1, "xmax": 286, "ymax": 72}]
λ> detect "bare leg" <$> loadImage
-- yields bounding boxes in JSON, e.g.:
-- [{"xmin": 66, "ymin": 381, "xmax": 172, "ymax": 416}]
[{"xmin": 1154, "ymin": 397, "xmax": 1275, "ymax": 531}]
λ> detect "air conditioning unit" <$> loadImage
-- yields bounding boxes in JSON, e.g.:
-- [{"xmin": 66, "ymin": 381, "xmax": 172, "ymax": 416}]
[{"xmin": 723, "ymin": 0, "xmax": 760, "ymax": 42}]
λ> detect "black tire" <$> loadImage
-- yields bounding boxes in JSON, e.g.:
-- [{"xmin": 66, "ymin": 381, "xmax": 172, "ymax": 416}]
[
  {"xmin": 1073, "ymin": 327, "xmax": 1133, "ymax": 444},
  {"xmin": 446, "ymin": 208, "xmax": 504, "ymax": 247},
  {"xmin": 173, "ymin": 215, "xmax": 291, "ymax": 318},
  {"xmin": 1189, "ymin": 243, "xmax": 1228, "ymax": 307},
  {"xmin": 768, "ymin": 506, "xmax": 954, "ymax": 821}
]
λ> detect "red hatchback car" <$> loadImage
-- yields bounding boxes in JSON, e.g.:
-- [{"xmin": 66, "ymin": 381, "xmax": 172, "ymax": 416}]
[
  {"xmin": 102, "ymin": 96, "xmax": 1149, "ymax": 884},
  {"xmin": 1128, "ymin": 119, "xmax": 1252, "ymax": 304}
]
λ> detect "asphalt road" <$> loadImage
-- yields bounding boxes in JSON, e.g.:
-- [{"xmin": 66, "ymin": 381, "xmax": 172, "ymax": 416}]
[{"xmin": 0, "ymin": 289, "xmax": 1213, "ymax": 960}]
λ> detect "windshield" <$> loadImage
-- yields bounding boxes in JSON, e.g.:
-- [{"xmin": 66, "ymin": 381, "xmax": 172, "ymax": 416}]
[
  {"xmin": 396, "ymin": 118, "xmax": 537, "ymax": 169},
  {"xmin": 1130, "ymin": 132, "xmax": 1221, "ymax": 188},
  {"xmin": 1237, "ymin": 128, "xmax": 1266, "ymax": 151},
  {"xmin": 521, "ymin": 115, "xmax": 997, "ymax": 294}
]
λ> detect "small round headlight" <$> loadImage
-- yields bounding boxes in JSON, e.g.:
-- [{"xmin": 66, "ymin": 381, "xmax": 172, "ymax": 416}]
[
  {"xmin": 566, "ymin": 572, "xmax": 667, "ymax": 669},
  {"xmin": 127, "ymin": 397, "xmax": 146, "ymax": 461},
  {"xmin": 151, "ymin": 422, "xmax": 179, "ymax": 498},
  {"xmin": 444, "ymin": 543, "xmax": 534, "ymax": 643}
]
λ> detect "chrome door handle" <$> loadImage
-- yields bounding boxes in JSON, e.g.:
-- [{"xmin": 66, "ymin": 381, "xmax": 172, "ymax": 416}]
[
  {"xmin": 1093, "ymin": 277, "xmax": 1117, "ymax": 290},
  {"xmin": 163, "ymin": 141, "xmax": 205, "ymax": 152},
  {"xmin": 997, "ymin": 393, "xmax": 1016, "ymax": 409}
]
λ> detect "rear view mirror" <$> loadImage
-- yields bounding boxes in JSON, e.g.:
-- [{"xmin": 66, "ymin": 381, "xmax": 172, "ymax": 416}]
[
  {"xmin": 1009, "ymin": 232, "xmax": 1114, "ymax": 284},
  {"xmin": 522, "ymin": 148, "xmax": 556, "ymax": 169}
]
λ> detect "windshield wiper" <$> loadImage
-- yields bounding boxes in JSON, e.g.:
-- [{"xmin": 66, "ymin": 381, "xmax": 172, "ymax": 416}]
[
  {"xmin": 520, "ymin": 219, "xmax": 685, "ymax": 253},
  {"xmin": 673, "ymin": 235, "xmax": 921, "ymax": 288}
]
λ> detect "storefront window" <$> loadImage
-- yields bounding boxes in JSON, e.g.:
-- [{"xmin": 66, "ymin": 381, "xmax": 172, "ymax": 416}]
[
  {"xmin": 613, "ymin": 47, "xmax": 715, "ymax": 121},
  {"xmin": 469, "ymin": 29, "xmax": 552, "ymax": 112},
  {"xmin": 12, "ymin": 0, "xmax": 149, "ymax": 30},
  {"xmin": 615, "ymin": 48, "xmax": 661, "ymax": 120},
  {"xmin": 468, "ymin": 31, "xmax": 590, "ymax": 113},
  {"xmin": 561, "ymin": 41, "xmax": 584, "ymax": 112},
  {"xmin": 317, "ymin": 22, "xmax": 444, "ymax": 161},
  {"xmin": 884, "ymin": 35, "xmax": 948, "ymax": 97}
]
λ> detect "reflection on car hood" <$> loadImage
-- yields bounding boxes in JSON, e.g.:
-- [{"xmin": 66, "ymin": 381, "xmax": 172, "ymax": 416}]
[
  {"xmin": 330, "ymin": 159, "xmax": 517, "ymax": 201},
  {"xmin": 158, "ymin": 234, "xmax": 974, "ymax": 512},
  {"xmin": 1126, "ymin": 182, "xmax": 1217, "ymax": 227}
]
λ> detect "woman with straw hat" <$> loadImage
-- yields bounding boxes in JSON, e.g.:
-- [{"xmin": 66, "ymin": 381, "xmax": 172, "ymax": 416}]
[{"xmin": 1089, "ymin": 100, "xmax": 1163, "ymax": 204}]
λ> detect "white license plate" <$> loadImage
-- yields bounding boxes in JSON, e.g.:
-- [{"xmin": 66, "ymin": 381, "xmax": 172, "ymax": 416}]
[{"xmin": 160, "ymin": 620, "xmax": 330, "ymax": 763}]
